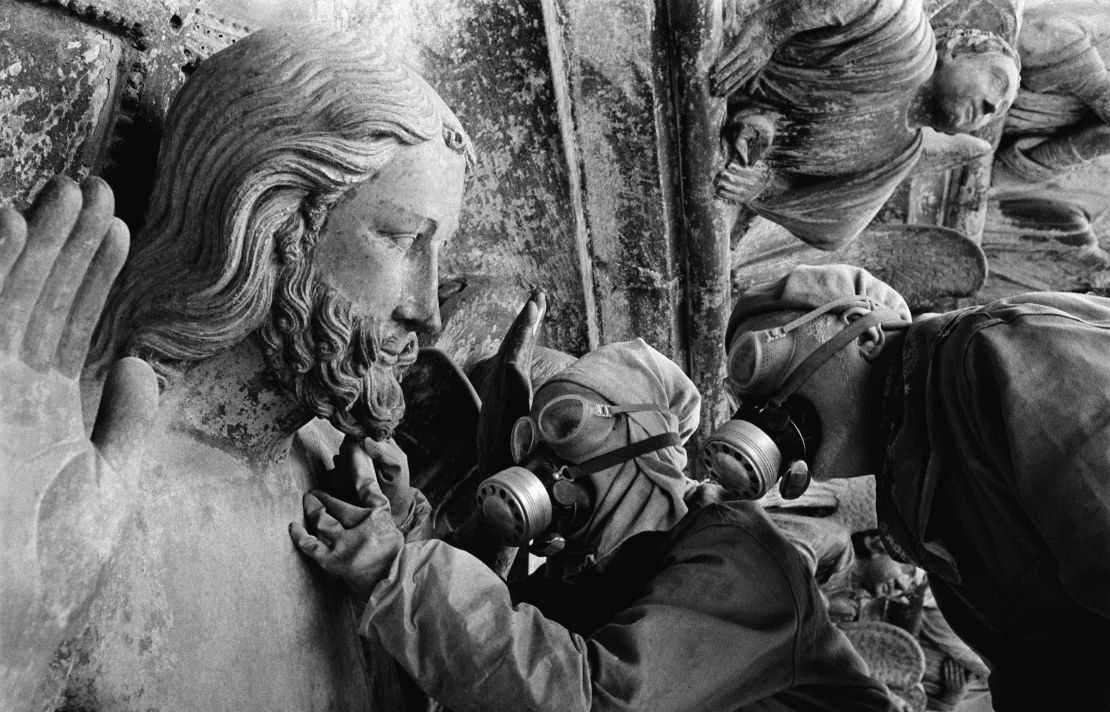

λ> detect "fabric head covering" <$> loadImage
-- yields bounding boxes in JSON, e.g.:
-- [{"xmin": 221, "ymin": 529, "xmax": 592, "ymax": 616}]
[
  {"xmin": 532, "ymin": 338, "xmax": 700, "ymax": 563},
  {"xmin": 725, "ymin": 264, "xmax": 912, "ymax": 349}
]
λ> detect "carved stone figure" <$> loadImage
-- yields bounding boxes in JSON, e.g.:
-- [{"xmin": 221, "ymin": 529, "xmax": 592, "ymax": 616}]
[
  {"xmin": 712, "ymin": 0, "xmax": 1021, "ymax": 249},
  {"xmin": 982, "ymin": 3, "xmax": 1110, "ymax": 299},
  {"xmin": 6, "ymin": 25, "xmax": 472, "ymax": 711},
  {"xmin": 0, "ymin": 177, "xmax": 159, "ymax": 710},
  {"xmin": 997, "ymin": 3, "xmax": 1110, "ymax": 181}
]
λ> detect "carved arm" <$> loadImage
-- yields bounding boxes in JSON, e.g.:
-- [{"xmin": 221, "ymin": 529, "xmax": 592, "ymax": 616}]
[{"xmin": 712, "ymin": 0, "xmax": 893, "ymax": 96}]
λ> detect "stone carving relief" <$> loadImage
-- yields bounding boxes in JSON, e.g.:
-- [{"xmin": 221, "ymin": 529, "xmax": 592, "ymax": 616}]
[
  {"xmin": 0, "ymin": 176, "xmax": 156, "ymax": 711},
  {"xmin": 8, "ymin": 0, "xmax": 1106, "ymax": 708},
  {"xmin": 984, "ymin": 2, "xmax": 1110, "ymax": 298},
  {"xmin": 0, "ymin": 3, "xmax": 126, "ymax": 208},
  {"xmin": 3, "ymin": 25, "xmax": 472, "ymax": 710},
  {"xmin": 712, "ymin": 0, "xmax": 1021, "ymax": 251}
]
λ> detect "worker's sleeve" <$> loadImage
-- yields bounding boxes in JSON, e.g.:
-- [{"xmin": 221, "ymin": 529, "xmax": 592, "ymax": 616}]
[
  {"xmin": 394, "ymin": 487, "xmax": 435, "ymax": 542},
  {"xmin": 360, "ymin": 522, "xmax": 802, "ymax": 712},
  {"xmin": 963, "ymin": 309, "xmax": 1110, "ymax": 619},
  {"xmin": 361, "ymin": 539, "xmax": 591, "ymax": 712}
]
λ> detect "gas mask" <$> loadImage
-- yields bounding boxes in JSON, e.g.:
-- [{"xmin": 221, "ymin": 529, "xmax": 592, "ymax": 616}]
[
  {"xmin": 476, "ymin": 394, "xmax": 680, "ymax": 556},
  {"xmin": 703, "ymin": 296, "xmax": 909, "ymax": 500}
]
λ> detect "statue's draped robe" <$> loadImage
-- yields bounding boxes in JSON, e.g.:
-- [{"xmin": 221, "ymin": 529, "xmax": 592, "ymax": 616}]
[
  {"xmin": 1006, "ymin": 4, "xmax": 1110, "ymax": 137},
  {"xmin": 993, "ymin": 5, "xmax": 1110, "ymax": 250},
  {"xmin": 739, "ymin": 0, "xmax": 936, "ymax": 249}
]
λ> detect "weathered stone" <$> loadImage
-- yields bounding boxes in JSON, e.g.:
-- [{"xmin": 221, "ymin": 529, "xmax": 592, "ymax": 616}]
[
  {"xmin": 733, "ymin": 218, "xmax": 987, "ymax": 312},
  {"xmin": 543, "ymin": 0, "xmax": 684, "ymax": 355},
  {"xmin": 876, "ymin": 0, "xmax": 1022, "ymax": 246},
  {"xmin": 0, "ymin": 3, "xmax": 124, "ymax": 209},
  {"xmin": 980, "ymin": 189, "xmax": 1110, "ymax": 300},
  {"xmin": 5, "ymin": 26, "xmax": 475, "ymax": 711},
  {"xmin": 979, "ymin": 2, "xmax": 1110, "ymax": 301},
  {"xmin": 715, "ymin": 0, "xmax": 1020, "ymax": 250},
  {"xmin": 668, "ymin": 0, "xmax": 734, "ymax": 444},
  {"xmin": 204, "ymin": 0, "xmax": 592, "ymax": 356},
  {"xmin": 0, "ymin": 176, "xmax": 157, "ymax": 711}
]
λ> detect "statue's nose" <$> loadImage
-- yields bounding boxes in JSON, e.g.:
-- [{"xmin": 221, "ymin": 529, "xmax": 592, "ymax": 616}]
[{"xmin": 393, "ymin": 250, "xmax": 442, "ymax": 335}]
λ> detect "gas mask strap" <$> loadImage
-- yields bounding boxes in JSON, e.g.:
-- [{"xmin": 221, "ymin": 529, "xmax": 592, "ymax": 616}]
[
  {"xmin": 599, "ymin": 403, "xmax": 670, "ymax": 416},
  {"xmin": 772, "ymin": 309, "xmax": 905, "ymax": 405},
  {"xmin": 774, "ymin": 295, "xmax": 878, "ymax": 335},
  {"xmin": 571, "ymin": 432, "xmax": 681, "ymax": 477}
]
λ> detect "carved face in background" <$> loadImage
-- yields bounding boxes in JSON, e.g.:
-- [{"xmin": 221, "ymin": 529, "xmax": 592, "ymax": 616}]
[
  {"xmin": 932, "ymin": 50, "xmax": 1020, "ymax": 133},
  {"xmin": 261, "ymin": 138, "xmax": 468, "ymax": 440}
]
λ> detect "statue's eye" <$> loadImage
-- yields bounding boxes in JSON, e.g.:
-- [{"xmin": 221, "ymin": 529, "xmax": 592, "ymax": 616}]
[{"xmin": 383, "ymin": 233, "xmax": 417, "ymax": 252}]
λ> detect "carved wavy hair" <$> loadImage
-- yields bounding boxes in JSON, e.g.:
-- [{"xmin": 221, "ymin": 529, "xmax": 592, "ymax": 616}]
[
  {"xmin": 937, "ymin": 27, "xmax": 1021, "ymax": 72},
  {"xmin": 90, "ymin": 25, "xmax": 472, "ymax": 375}
]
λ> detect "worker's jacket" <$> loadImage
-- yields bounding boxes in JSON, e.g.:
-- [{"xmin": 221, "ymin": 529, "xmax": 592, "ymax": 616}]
[
  {"xmin": 878, "ymin": 292, "xmax": 1110, "ymax": 710},
  {"xmin": 361, "ymin": 500, "xmax": 892, "ymax": 712}
]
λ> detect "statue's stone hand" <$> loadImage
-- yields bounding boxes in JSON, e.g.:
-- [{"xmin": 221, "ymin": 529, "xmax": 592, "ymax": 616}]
[
  {"xmin": 501, "ymin": 289, "xmax": 547, "ymax": 376},
  {"xmin": 290, "ymin": 490, "xmax": 405, "ymax": 599},
  {"xmin": 724, "ymin": 110, "xmax": 776, "ymax": 167},
  {"xmin": 475, "ymin": 290, "xmax": 547, "ymax": 476},
  {"xmin": 918, "ymin": 127, "xmax": 992, "ymax": 173},
  {"xmin": 0, "ymin": 177, "xmax": 158, "ymax": 701},
  {"xmin": 711, "ymin": 11, "xmax": 782, "ymax": 97},
  {"xmin": 715, "ymin": 159, "xmax": 772, "ymax": 204}
]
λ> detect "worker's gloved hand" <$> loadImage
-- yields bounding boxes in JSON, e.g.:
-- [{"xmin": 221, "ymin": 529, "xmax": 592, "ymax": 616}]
[
  {"xmin": 336, "ymin": 435, "xmax": 434, "ymax": 540},
  {"xmin": 289, "ymin": 486, "xmax": 404, "ymax": 599}
]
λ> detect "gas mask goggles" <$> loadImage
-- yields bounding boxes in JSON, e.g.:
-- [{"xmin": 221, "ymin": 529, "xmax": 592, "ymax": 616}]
[
  {"xmin": 476, "ymin": 394, "xmax": 680, "ymax": 556},
  {"xmin": 702, "ymin": 296, "xmax": 908, "ymax": 500}
]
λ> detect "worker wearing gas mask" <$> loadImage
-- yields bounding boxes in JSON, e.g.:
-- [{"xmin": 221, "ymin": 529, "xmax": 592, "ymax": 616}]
[
  {"xmin": 707, "ymin": 264, "xmax": 1110, "ymax": 711},
  {"xmin": 289, "ymin": 298, "xmax": 894, "ymax": 712}
]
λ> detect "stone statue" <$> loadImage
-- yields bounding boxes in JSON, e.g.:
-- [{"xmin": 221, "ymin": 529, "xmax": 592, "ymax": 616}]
[
  {"xmin": 6, "ymin": 25, "xmax": 473, "ymax": 711},
  {"xmin": 997, "ymin": 3, "xmax": 1110, "ymax": 181},
  {"xmin": 712, "ymin": 0, "xmax": 1021, "ymax": 249},
  {"xmin": 0, "ymin": 177, "xmax": 159, "ymax": 709},
  {"xmin": 983, "ymin": 3, "xmax": 1110, "ymax": 299}
]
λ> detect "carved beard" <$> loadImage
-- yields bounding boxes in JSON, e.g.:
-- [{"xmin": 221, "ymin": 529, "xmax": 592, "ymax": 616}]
[{"xmin": 257, "ymin": 263, "xmax": 417, "ymax": 440}]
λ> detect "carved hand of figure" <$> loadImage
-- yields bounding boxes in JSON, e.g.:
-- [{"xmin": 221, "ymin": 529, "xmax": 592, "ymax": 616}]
[
  {"xmin": 715, "ymin": 110, "xmax": 776, "ymax": 203},
  {"xmin": 940, "ymin": 658, "xmax": 971, "ymax": 704},
  {"xmin": 289, "ymin": 489, "xmax": 405, "ymax": 599},
  {"xmin": 502, "ymin": 289, "xmax": 547, "ymax": 377},
  {"xmin": 476, "ymin": 289, "xmax": 547, "ymax": 476},
  {"xmin": 0, "ymin": 177, "xmax": 158, "ymax": 699},
  {"xmin": 335, "ymin": 435, "xmax": 433, "ymax": 540},
  {"xmin": 711, "ymin": 10, "xmax": 784, "ymax": 97},
  {"xmin": 724, "ymin": 110, "xmax": 776, "ymax": 167},
  {"xmin": 715, "ymin": 159, "xmax": 772, "ymax": 204}
]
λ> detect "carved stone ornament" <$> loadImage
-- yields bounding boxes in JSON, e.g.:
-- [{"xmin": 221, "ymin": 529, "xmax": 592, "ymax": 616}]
[
  {"xmin": 984, "ymin": 3, "xmax": 1110, "ymax": 298},
  {"xmin": 3, "ymin": 24, "xmax": 473, "ymax": 711},
  {"xmin": 712, "ymin": 0, "xmax": 1021, "ymax": 250}
]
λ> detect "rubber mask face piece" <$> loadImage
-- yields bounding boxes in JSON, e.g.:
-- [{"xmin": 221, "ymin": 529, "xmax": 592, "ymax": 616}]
[
  {"xmin": 716, "ymin": 296, "xmax": 912, "ymax": 499},
  {"xmin": 476, "ymin": 444, "xmax": 594, "ymax": 556},
  {"xmin": 478, "ymin": 397, "xmax": 679, "ymax": 556},
  {"xmin": 726, "ymin": 327, "xmax": 798, "ymax": 398}
]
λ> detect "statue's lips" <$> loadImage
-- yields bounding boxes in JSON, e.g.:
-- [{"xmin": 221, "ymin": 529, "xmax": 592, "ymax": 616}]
[{"xmin": 376, "ymin": 334, "xmax": 419, "ymax": 369}]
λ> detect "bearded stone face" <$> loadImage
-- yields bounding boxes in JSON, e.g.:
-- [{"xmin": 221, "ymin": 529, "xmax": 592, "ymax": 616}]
[
  {"xmin": 257, "ymin": 263, "xmax": 418, "ymax": 440},
  {"xmin": 256, "ymin": 137, "xmax": 467, "ymax": 439}
]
